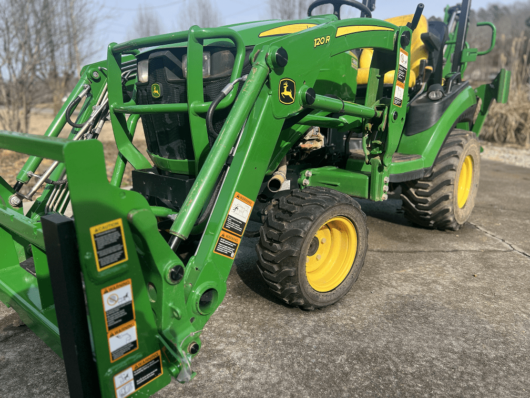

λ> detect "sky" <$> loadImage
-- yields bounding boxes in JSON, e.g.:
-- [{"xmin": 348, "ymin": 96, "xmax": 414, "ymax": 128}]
[{"xmin": 94, "ymin": 0, "xmax": 519, "ymax": 62}]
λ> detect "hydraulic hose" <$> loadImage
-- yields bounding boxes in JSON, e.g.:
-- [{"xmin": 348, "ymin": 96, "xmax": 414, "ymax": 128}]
[
  {"xmin": 65, "ymin": 84, "xmax": 91, "ymax": 128},
  {"xmin": 206, "ymin": 75, "xmax": 248, "ymax": 142}
]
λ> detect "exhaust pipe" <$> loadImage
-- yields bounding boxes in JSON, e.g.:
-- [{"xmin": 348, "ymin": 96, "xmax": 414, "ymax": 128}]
[{"xmin": 268, "ymin": 156, "xmax": 287, "ymax": 192}]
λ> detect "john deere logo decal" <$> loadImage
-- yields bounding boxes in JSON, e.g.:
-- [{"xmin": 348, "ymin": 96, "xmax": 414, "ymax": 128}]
[
  {"xmin": 151, "ymin": 83, "xmax": 162, "ymax": 99},
  {"xmin": 279, "ymin": 78, "xmax": 295, "ymax": 105}
]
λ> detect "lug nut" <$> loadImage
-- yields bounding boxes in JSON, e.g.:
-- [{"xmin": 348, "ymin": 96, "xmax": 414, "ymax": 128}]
[
  {"xmin": 305, "ymin": 171, "xmax": 312, "ymax": 178},
  {"xmin": 384, "ymin": 177, "xmax": 390, "ymax": 184},
  {"xmin": 303, "ymin": 179, "xmax": 310, "ymax": 186},
  {"xmin": 316, "ymin": 255, "xmax": 321, "ymax": 261},
  {"xmin": 383, "ymin": 186, "xmax": 389, "ymax": 193},
  {"xmin": 321, "ymin": 238, "xmax": 326, "ymax": 244},
  {"xmin": 92, "ymin": 71, "xmax": 100, "ymax": 79},
  {"xmin": 382, "ymin": 194, "xmax": 388, "ymax": 201}
]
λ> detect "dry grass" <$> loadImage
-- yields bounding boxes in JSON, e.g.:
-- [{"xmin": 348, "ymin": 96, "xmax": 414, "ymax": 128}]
[
  {"xmin": 0, "ymin": 114, "xmax": 149, "ymax": 195},
  {"xmin": 480, "ymin": 34, "xmax": 530, "ymax": 148}
]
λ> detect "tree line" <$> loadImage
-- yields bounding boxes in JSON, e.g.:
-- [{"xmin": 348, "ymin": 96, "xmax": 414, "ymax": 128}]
[
  {"xmin": 1, "ymin": 0, "xmax": 528, "ymax": 137},
  {"xmin": 0, "ymin": 0, "xmax": 97, "ymax": 133}
]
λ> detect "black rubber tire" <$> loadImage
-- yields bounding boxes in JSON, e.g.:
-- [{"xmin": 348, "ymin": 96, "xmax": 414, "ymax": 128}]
[
  {"xmin": 401, "ymin": 129, "xmax": 481, "ymax": 231},
  {"xmin": 256, "ymin": 187, "xmax": 368, "ymax": 310}
]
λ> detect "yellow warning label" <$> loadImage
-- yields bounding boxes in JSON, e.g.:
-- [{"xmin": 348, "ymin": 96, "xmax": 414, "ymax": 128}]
[
  {"xmin": 222, "ymin": 192, "xmax": 254, "ymax": 237},
  {"xmin": 90, "ymin": 218, "xmax": 128, "ymax": 271},
  {"xmin": 214, "ymin": 231, "xmax": 241, "ymax": 259},
  {"xmin": 101, "ymin": 279, "xmax": 135, "ymax": 332}
]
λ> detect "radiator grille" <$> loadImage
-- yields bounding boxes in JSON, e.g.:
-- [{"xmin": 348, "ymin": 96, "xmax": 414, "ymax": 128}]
[{"xmin": 137, "ymin": 50, "xmax": 251, "ymax": 161}]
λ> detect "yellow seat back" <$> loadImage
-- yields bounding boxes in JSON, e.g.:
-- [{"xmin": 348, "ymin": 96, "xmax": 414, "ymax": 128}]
[{"xmin": 357, "ymin": 15, "xmax": 429, "ymax": 87}]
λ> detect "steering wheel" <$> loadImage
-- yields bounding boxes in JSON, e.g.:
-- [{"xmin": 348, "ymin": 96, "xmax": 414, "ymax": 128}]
[{"xmin": 308, "ymin": 0, "xmax": 372, "ymax": 19}]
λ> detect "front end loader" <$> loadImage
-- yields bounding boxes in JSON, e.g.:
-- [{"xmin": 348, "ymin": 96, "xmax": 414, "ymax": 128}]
[{"xmin": 0, "ymin": 0, "xmax": 510, "ymax": 396}]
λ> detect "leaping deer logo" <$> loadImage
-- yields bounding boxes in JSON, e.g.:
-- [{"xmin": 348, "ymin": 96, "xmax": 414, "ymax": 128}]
[
  {"xmin": 281, "ymin": 82, "xmax": 293, "ymax": 101},
  {"xmin": 151, "ymin": 83, "xmax": 161, "ymax": 98},
  {"xmin": 279, "ymin": 78, "xmax": 296, "ymax": 104}
]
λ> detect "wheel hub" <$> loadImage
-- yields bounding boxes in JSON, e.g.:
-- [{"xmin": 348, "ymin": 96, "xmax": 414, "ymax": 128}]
[{"xmin": 306, "ymin": 216, "xmax": 357, "ymax": 292}]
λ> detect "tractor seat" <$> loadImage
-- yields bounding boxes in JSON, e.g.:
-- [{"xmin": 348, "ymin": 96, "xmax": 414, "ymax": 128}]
[{"xmin": 356, "ymin": 15, "xmax": 429, "ymax": 88}]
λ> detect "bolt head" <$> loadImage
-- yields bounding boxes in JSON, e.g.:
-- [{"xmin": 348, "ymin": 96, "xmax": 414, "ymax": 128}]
[
  {"xmin": 383, "ymin": 186, "xmax": 389, "ymax": 193},
  {"xmin": 275, "ymin": 47, "xmax": 288, "ymax": 68},
  {"xmin": 92, "ymin": 71, "xmax": 100, "ymax": 79},
  {"xmin": 321, "ymin": 238, "xmax": 326, "ymax": 244},
  {"xmin": 305, "ymin": 171, "xmax": 312, "ymax": 177},
  {"xmin": 384, "ymin": 177, "xmax": 390, "ymax": 184},
  {"xmin": 316, "ymin": 255, "xmax": 321, "ymax": 261},
  {"xmin": 302, "ymin": 179, "xmax": 310, "ymax": 186},
  {"xmin": 169, "ymin": 265, "xmax": 184, "ymax": 284},
  {"xmin": 9, "ymin": 195, "xmax": 22, "ymax": 207},
  {"xmin": 188, "ymin": 342, "xmax": 200, "ymax": 355},
  {"xmin": 305, "ymin": 88, "xmax": 316, "ymax": 105},
  {"xmin": 400, "ymin": 31, "xmax": 411, "ymax": 48},
  {"xmin": 382, "ymin": 194, "xmax": 388, "ymax": 201}
]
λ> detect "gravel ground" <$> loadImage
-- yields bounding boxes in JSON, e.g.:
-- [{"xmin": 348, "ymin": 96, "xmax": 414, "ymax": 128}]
[
  {"xmin": 480, "ymin": 141, "xmax": 530, "ymax": 169},
  {"xmin": 1, "ymin": 161, "xmax": 529, "ymax": 398}
]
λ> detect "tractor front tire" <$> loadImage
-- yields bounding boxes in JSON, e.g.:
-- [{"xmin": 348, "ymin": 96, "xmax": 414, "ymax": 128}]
[
  {"xmin": 401, "ymin": 129, "xmax": 480, "ymax": 231},
  {"xmin": 256, "ymin": 187, "xmax": 368, "ymax": 310}
]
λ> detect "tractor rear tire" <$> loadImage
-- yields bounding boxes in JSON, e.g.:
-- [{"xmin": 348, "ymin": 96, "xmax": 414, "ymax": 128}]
[
  {"xmin": 401, "ymin": 129, "xmax": 480, "ymax": 231},
  {"xmin": 256, "ymin": 187, "xmax": 368, "ymax": 310}
]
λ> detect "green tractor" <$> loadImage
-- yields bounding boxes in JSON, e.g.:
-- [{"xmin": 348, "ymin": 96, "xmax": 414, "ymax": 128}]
[{"xmin": 0, "ymin": 0, "xmax": 509, "ymax": 396}]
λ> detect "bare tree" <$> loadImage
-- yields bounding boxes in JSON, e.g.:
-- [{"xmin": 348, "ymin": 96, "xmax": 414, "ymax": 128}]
[
  {"xmin": 128, "ymin": 6, "xmax": 166, "ymax": 40},
  {"xmin": 0, "ymin": 0, "xmax": 46, "ymax": 133},
  {"xmin": 177, "ymin": 0, "xmax": 224, "ymax": 30},
  {"xmin": 269, "ymin": 0, "xmax": 310, "ymax": 20},
  {"xmin": 39, "ymin": 0, "xmax": 99, "ymax": 113},
  {"xmin": 0, "ymin": 0, "xmax": 99, "ymax": 132}
]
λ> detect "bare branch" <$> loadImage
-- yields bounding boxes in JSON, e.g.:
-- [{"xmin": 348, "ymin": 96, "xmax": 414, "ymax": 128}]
[
  {"xmin": 177, "ymin": 0, "xmax": 224, "ymax": 30},
  {"xmin": 128, "ymin": 6, "xmax": 166, "ymax": 40}
]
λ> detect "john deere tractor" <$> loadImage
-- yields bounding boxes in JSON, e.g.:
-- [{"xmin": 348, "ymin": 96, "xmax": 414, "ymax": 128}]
[{"xmin": 0, "ymin": 0, "xmax": 509, "ymax": 396}]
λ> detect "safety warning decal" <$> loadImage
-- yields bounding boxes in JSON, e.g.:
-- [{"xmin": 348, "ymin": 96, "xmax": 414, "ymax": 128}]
[
  {"xmin": 108, "ymin": 320, "xmax": 138, "ymax": 363},
  {"xmin": 394, "ymin": 82, "xmax": 405, "ymax": 107},
  {"xmin": 113, "ymin": 351, "xmax": 163, "ymax": 398},
  {"xmin": 393, "ymin": 49, "xmax": 408, "ymax": 107},
  {"xmin": 214, "ymin": 231, "xmax": 241, "ymax": 259},
  {"xmin": 102, "ymin": 279, "xmax": 135, "ymax": 332},
  {"xmin": 90, "ymin": 219, "xmax": 128, "ymax": 271},
  {"xmin": 397, "ymin": 48, "xmax": 408, "ymax": 84},
  {"xmin": 222, "ymin": 192, "xmax": 254, "ymax": 237}
]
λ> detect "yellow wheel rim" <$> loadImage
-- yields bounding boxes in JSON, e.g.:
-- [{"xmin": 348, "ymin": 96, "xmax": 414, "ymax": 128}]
[
  {"xmin": 306, "ymin": 216, "xmax": 357, "ymax": 292},
  {"xmin": 457, "ymin": 155, "xmax": 474, "ymax": 208}
]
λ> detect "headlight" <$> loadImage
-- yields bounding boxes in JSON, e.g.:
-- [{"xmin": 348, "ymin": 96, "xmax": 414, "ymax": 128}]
[
  {"xmin": 182, "ymin": 51, "xmax": 211, "ymax": 79},
  {"xmin": 138, "ymin": 60, "xmax": 149, "ymax": 83}
]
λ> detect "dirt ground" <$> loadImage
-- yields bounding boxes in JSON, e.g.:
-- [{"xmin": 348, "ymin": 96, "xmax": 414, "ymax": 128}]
[{"xmin": 0, "ymin": 113, "xmax": 150, "ymax": 194}]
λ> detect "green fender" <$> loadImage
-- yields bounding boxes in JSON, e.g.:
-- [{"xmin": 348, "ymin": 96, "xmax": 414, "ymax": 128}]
[{"xmin": 397, "ymin": 85, "xmax": 477, "ymax": 170}]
